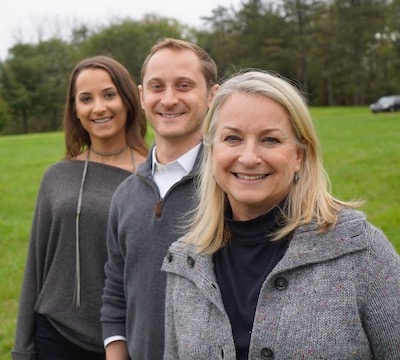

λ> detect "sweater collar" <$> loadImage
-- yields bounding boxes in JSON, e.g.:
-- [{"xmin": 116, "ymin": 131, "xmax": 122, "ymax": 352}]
[
  {"xmin": 137, "ymin": 143, "xmax": 204, "ymax": 178},
  {"xmin": 151, "ymin": 143, "xmax": 201, "ymax": 176}
]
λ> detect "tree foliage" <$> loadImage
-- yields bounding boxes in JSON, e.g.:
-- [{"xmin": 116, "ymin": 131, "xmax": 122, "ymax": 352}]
[
  {"xmin": 79, "ymin": 16, "xmax": 187, "ymax": 82},
  {"xmin": 0, "ymin": 97, "xmax": 12, "ymax": 132},
  {"xmin": 0, "ymin": 40, "xmax": 74, "ymax": 133},
  {"xmin": 0, "ymin": 0, "xmax": 399, "ymax": 134}
]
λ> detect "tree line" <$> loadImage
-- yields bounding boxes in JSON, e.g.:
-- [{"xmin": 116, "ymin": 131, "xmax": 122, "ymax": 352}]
[{"xmin": 0, "ymin": 0, "xmax": 399, "ymax": 134}]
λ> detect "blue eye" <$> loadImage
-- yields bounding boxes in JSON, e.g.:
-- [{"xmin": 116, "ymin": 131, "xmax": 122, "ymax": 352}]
[
  {"xmin": 224, "ymin": 135, "xmax": 242, "ymax": 143},
  {"xmin": 262, "ymin": 137, "xmax": 279, "ymax": 144}
]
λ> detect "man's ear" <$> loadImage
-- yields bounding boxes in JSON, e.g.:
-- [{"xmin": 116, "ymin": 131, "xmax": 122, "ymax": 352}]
[
  {"xmin": 207, "ymin": 84, "xmax": 220, "ymax": 107},
  {"xmin": 138, "ymin": 84, "xmax": 145, "ymax": 110}
]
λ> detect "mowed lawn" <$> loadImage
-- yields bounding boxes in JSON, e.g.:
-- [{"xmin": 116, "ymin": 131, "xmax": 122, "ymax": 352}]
[{"xmin": 0, "ymin": 107, "xmax": 399, "ymax": 357}]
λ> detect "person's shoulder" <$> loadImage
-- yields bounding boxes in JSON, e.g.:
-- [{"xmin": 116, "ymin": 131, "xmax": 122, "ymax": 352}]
[
  {"xmin": 44, "ymin": 159, "xmax": 68, "ymax": 170},
  {"xmin": 116, "ymin": 171, "xmax": 143, "ymax": 189},
  {"xmin": 290, "ymin": 208, "xmax": 398, "ymax": 271},
  {"xmin": 110, "ymin": 171, "xmax": 151, "ymax": 208},
  {"xmin": 337, "ymin": 207, "xmax": 366, "ymax": 224},
  {"xmin": 41, "ymin": 160, "xmax": 74, "ymax": 179},
  {"xmin": 331, "ymin": 208, "xmax": 368, "ymax": 244},
  {"xmin": 298, "ymin": 208, "xmax": 366, "ymax": 237},
  {"xmin": 87, "ymin": 162, "xmax": 133, "ymax": 182},
  {"xmin": 336, "ymin": 208, "xmax": 386, "ymax": 241},
  {"xmin": 168, "ymin": 236, "xmax": 191, "ymax": 252},
  {"xmin": 136, "ymin": 154, "xmax": 152, "ymax": 176},
  {"xmin": 116, "ymin": 154, "xmax": 153, "ymax": 189},
  {"xmin": 291, "ymin": 208, "xmax": 369, "ymax": 257},
  {"xmin": 335, "ymin": 208, "xmax": 398, "ymax": 258},
  {"xmin": 162, "ymin": 236, "xmax": 207, "ymax": 275}
]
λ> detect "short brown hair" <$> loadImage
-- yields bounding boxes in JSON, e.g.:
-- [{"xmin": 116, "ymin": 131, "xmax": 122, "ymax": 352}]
[{"xmin": 140, "ymin": 38, "xmax": 218, "ymax": 89}]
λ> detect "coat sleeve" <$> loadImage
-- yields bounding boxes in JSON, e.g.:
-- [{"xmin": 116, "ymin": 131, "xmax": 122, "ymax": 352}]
[
  {"xmin": 362, "ymin": 224, "xmax": 400, "ymax": 358},
  {"xmin": 163, "ymin": 272, "xmax": 179, "ymax": 359},
  {"xmin": 12, "ymin": 177, "xmax": 50, "ymax": 360},
  {"xmin": 100, "ymin": 194, "xmax": 128, "ymax": 341}
]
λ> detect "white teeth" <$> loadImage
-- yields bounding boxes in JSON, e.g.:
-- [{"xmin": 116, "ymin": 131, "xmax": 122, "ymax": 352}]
[
  {"xmin": 162, "ymin": 113, "xmax": 182, "ymax": 118},
  {"xmin": 236, "ymin": 173, "xmax": 265, "ymax": 180},
  {"xmin": 94, "ymin": 117, "xmax": 111, "ymax": 124}
]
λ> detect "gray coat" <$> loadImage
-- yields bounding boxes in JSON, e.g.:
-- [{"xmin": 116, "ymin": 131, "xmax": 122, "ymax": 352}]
[{"xmin": 162, "ymin": 209, "xmax": 400, "ymax": 359}]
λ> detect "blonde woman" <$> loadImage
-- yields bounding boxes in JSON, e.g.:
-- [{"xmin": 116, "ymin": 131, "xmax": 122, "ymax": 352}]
[{"xmin": 162, "ymin": 70, "xmax": 400, "ymax": 359}]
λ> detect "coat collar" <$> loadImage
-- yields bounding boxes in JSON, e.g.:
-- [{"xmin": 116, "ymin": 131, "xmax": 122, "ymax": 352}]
[
  {"xmin": 272, "ymin": 208, "xmax": 367, "ymax": 276},
  {"xmin": 162, "ymin": 208, "xmax": 368, "ymax": 304}
]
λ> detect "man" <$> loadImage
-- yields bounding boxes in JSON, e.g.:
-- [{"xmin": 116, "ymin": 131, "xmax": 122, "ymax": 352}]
[{"xmin": 100, "ymin": 38, "xmax": 219, "ymax": 359}]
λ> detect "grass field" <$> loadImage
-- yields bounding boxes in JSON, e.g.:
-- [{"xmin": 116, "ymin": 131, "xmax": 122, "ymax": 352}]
[{"xmin": 0, "ymin": 107, "xmax": 399, "ymax": 357}]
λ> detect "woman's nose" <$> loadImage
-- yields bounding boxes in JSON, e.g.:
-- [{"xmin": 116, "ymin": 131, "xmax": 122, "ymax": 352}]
[
  {"xmin": 93, "ymin": 98, "xmax": 106, "ymax": 113},
  {"xmin": 238, "ymin": 144, "xmax": 262, "ymax": 167}
]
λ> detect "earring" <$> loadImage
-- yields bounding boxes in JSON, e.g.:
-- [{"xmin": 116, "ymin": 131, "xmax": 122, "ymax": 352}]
[{"xmin": 294, "ymin": 172, "xmax": 300, "ymax": 184}]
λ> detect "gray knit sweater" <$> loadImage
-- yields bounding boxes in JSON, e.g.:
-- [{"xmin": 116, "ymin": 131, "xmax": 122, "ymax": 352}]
[
  {"xmin": 12, "ymin": 160, "xmax": 132, "ymax": 360},
  {"xmin": 100, "ymin": 149, "xmax": 202, "ymax": 359},
  {"xmin": 162, "ymin": 209, "xmax": 400, "ymax": 359}
]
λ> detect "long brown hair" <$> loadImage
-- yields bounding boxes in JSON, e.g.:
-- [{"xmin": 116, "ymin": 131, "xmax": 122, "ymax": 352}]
[{"xmin": 63, "ymin": 55, "xmax": 148, "ymax": 159}]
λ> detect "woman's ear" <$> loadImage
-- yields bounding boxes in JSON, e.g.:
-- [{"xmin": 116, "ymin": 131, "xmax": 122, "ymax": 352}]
[{"xmin": 295, "ymin": 144, "xmax": 306, "ymax": 172}]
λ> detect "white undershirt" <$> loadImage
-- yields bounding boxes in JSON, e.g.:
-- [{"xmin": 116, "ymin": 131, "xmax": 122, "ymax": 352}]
[{"xmin": 152, "ymin": 143, "xmax": 201, "ymax": 198}]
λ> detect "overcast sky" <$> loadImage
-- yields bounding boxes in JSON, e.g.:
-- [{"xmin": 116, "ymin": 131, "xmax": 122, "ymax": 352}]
[{"xmin": 0, "ymin": 0, "xmax": 242, "ymax": 60}]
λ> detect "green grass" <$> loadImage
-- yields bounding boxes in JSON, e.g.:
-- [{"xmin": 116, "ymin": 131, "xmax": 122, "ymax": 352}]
[
  {"xmin": 0, "ymin": 132, "xmax": 65, "ymax": 356},
  {"xmin": 0, "ymin": 107, "xmax": 399, "ymax": 358},
  {"xmin": 311, "ymin": 107, "xmax": 400, "ymax": 246}
]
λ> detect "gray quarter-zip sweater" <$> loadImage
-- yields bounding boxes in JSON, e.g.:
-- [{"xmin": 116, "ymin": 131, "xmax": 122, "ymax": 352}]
[
  {"xmin": 162, "ymin": 208, "xmax": 400, "ymax": 359},
  {"xmin": 101, "ymin": 147, "xmax": 202, "ymax": 359}
]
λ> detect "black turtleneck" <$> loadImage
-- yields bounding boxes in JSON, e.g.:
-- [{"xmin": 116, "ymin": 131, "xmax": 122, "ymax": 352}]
[{"xmin": 213, "ymin": 205, "xmax": 290, "ymax": 360}]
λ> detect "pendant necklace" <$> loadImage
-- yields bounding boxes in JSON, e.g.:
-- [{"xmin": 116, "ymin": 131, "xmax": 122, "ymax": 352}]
[
  {"xmin": 73, "ymin": 147, "xmax": 136, "ymax": 307},
  {"xmin": 73, "ymin": 150, "xmax": 89, "ymax": 307}
]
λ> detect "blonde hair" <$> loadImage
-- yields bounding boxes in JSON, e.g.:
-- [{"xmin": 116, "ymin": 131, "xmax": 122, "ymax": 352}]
[{"xmin": 185, "ymin": 70, "xmax": 362, "ymax": 254}]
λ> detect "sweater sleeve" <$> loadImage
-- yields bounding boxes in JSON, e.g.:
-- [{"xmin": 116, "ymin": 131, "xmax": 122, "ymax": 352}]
[
  {"xmin": 12, "ymin": 176, "xmax": 51, "ymax": 360},
  {"xmin": 362, "ymin": 224, "xmax": 400, "ymax": 358},
  {"xmin": 100, "ymin": 193, "xmax": 128, "ymax": 341}
]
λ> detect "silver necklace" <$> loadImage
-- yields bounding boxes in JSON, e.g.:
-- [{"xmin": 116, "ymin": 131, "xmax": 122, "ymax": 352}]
[
  {"xmin": 73, "ymin": 148, "xmax": 136, "ymax": 307},
  {"xmin": 90, "ymin": 145, "xmax": 128, "ymax": 157},
  {"xmin": 73, "ymin": 150, "xmax": 89, "ymax": 307}
]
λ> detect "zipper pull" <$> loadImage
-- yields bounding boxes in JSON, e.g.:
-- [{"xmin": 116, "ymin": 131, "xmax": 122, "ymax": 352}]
[{"xmin": 155, "ymin": 199, "xmax": 163, "ymax": 217}]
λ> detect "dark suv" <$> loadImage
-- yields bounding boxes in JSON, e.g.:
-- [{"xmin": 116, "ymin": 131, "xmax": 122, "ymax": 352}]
[{"xmin": 370, "ymin": 95, "xmax": 400, "ymax": 113}]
